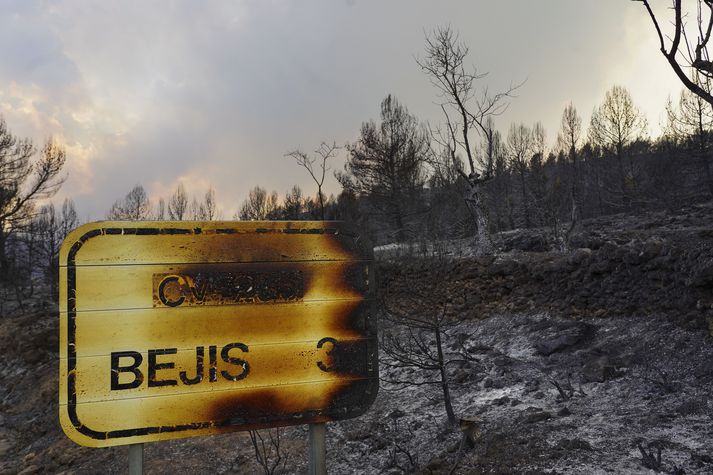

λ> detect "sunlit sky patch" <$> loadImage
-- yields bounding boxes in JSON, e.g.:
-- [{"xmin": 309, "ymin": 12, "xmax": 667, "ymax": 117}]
[{"xmin": 0, "ymin": 0, "xmax": 687, "ymax": 220}]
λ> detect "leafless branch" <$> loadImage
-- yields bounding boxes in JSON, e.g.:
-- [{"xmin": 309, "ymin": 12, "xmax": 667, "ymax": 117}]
[
  {"xmin": 286, "ymin": 141, "xmax": 339, "ymax": 220},
  {"xmin": 635, "ymin": 0, "xmax": 713, "ymax": 105}
]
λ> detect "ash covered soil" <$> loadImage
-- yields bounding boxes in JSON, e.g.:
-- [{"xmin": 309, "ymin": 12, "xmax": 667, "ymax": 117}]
[{"xmin": 2, "ymin": 203, "xmax": 713, "ymax": 474}]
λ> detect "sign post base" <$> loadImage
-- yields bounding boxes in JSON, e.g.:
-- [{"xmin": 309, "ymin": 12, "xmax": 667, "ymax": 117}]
[
  {"xmin": 308, "ymin": 423, "xmax": 326, "ymax": 475},
  {"xmin": 129, "ymin": 443, "xmax": 143, "ymax": 475}
]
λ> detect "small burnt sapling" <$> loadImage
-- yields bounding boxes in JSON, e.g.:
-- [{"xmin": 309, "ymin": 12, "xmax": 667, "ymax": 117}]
[
  {"xmin": 247, "ymin": 428, "xmax": 287, "ymax": 475},
  {"xmin": 549, "ymin": 374, "xmax": 586, "ymax": 402},
  {"xmin": 636, "ymin": 440, "xmax": 664, "ymax": 473},
  {"xmin": 386, "ymin": 410, "xmax": 419, "ymax": 472},
  {"xmin": 380, "ymin": 256, "xmax": 472, "ymax": 425}
]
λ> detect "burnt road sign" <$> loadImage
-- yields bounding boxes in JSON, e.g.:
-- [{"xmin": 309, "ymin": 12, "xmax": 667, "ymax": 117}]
[{"xmin": 59, "ymin": 221, "xmax": 377, "ymax": 447}]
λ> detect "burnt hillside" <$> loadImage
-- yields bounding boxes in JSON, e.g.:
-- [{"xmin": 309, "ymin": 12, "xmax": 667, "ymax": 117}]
[
  {"xmin": 380, "ymin": 201, "xmax": 713, "ymax": 334},
  {"xmin": 1, "ymin": 202, "xmax": 712, "ymax": 474}
]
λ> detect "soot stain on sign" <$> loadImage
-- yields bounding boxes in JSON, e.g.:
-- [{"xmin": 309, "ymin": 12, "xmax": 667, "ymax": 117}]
[
  {"xmin": 205, "ymin": 377, "xmax": 379, "ymax": 428},
  {"xmin": 153, "ymin": 269, "xmax": 305, "ymax": 307}
]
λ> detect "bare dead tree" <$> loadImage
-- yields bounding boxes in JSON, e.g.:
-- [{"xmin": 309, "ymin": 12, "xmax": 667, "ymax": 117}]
[
  {"xmin": 635, "ymin": 0, "xmax": 713, "ymax": 107},
  {"xmin": 530, "ymin": 122, "xmax": 551, "ymax": 228},
  {"xmin": 418, "ymin": 25, "xmax": 521, "ymax": 254},
  {"xmin": 386, "ymin": 414, "xmax": 419, "ymax": 472},
  {"xmin": 35, "ymin": 198, "xmax": 78, "ymax": 294},
  {"xmin": 236, "ymin": 186, "xmax": 279, "ymax": 221},
  {"xmin": 589, "ymin": 85, "xmax": 648, "ymax": 209},
  {"xmin": 532, "ymin": 122, "xmax": 548, "ymax": 174},
  {"xmin": 506, "ymin": 122, "xmax": 534, "ymax": 228},
  {"xmin": 381, "ymin": 256, "xmax": 472, "ymax": 425},
  {"xmin": 107, "ymin": 184, "xmax": 152, "ymax": 220},
  {"xmin": 286, "ymin": 142, "xmax": 339, "ymax": 221},
  {"xmin": 557, "ymin": 103, "xmax": 584, "ymax": 249},
  {"xmin": 476, "ymin": 125, "xmax": 516, "ymax": 234},
  {"xmin": 187, "ymin": 188, "xmax": 220, "ymax": 220},
  {"xmin": 155, "ymin": 197, "xmax": 166, "ymax": 220},
  {"xmin": 549, "ymin": 375, "xmax": 586, "ymax": 402},
  {"xmin": 188, "ymin": 197, "xmax": 202, "ymax": 220},
  {"xmin": 0, "ymin": 124, "xmax": 66, "ymax": 277},
  {"xmin": 203, "ymin": 187, "xmax": 218, "ymax": 220},
  {"xmin": 282, "ymin": 185, "xmax": 304, "ymax": 220},
  {"xmin": 665, "ymin": 74, "xmax": 713, "ymax": 196},
  {"xmin": 168, "ymin": 182, "xmax": 188, "ymax": 220},
  {"xmin": 637, "ymin": 441, "xmax": 664, "ymax": 472}
]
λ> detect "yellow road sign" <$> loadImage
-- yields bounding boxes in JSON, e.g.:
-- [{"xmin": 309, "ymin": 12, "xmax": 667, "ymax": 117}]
[{"xmin": 59, "ymin": 221, "xmax": 377, "ymax": 447}]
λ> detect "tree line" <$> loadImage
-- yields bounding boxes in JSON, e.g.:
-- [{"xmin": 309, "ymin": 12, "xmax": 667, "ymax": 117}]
[
  {"xmin": 0, "ymin": 116, "xmax": 72, "ymax": 304},
  {"xmin": 337, "ymin": 28, "xmax": 713, "ymax": 251},
  {"xmin": 3, "ymin": 25, "xmax": 713, "ymax": 301},
  {"xmin": 339, "ymin": 100, "xmax": 708, "ymax": 253},
  {"xmin": 102, "ymin": 74, "xmax": 712, "ymax": 252}
]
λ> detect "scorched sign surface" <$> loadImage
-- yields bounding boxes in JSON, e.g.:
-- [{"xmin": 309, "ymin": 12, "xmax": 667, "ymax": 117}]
[{"xmin": 59, "ymin": 221, "xmax": 377, "ymax": 447}]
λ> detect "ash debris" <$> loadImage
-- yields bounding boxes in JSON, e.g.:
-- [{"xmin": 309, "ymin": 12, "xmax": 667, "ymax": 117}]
[{"xmin": 1, "ymin": 203, "xmax": 713, "ymax": 474}]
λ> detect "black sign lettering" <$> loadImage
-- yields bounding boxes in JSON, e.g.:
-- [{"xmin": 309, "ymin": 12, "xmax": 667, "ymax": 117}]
[
  {"xmin": 148, "ymin": 348, "xmax": 178, "ymax": 387},
  {"xmin": 110, "ymin": 351, "xmax": 144, "ymax": 390},
  {"xmin": 157, "ymin": 275, "xmax": 186, "ymax": 307},
  {"xmin": 208, "ymin": 345, "xmax": 218, "ymax": 382},
  {"xmin": 153, "ymin": 270, "xmax": 304, "ymax": 307},
  {"xmin": 316, "ymin": 337, "xmax": 338, "ymax": 372},
  {"xmin": 179, "ymin": 346, "xmax": 204, "ymax": 385},
  {"xmin": 221, "ymin": 343, "xmax": 250, "ymax": 381},
  {"xmin": 110, "ymin": 342, "xmax": 253, "ymax": 389}
]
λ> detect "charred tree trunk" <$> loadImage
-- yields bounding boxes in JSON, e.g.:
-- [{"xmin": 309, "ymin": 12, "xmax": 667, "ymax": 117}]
[
  {"xmin": 0, "ymin": 225, "xmax": 8, "ymax": 281},
  {"xmin": 565, "ymin": 145, "xmax": 581, "ymax": 250},
  {"xmin": 317, "ymin": 186, "xmax": 325, "ymax": 221},
  {"xmin": 616, "ymin": 144, "xmax": 630, "ymax": 210},
  {"xmin": 463, "ymin": 176, "xmax": 494, "ymax": 255},
  {"xmin": 563, "ymin": 189, "xmax": 579, "ymax": 252},
  {"xmin": 703, "ymin": 150, "xmax": 713, "ymax": 199},
  {"xmin": 519, "ymin": 167, "xmax": 530, "ymax": 228},
  {"xmin": 394, "ymin": 209, "xmax": 406, "ymax": 243},
  {"xmin": 697, "ymin": 124, "xmax": 713, "ymax": 199},
  {"xmin": 435, "ymin": 326, "xmax": 456, "ymax": 425}
]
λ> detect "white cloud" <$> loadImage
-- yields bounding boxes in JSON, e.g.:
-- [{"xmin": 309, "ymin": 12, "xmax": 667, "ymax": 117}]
[{"xmin": 0, "ymin": 0, "xmax": 687, "ymax": 220}]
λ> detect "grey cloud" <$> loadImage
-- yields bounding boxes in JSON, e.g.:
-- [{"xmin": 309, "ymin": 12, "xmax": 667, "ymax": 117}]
[
  {"xmin": 0, "ymin": 0, "xmax": 682, "ymax": 219},
  {"xmin": 0, "ymin": 4, "xmax": 82, "ymax": 95}
]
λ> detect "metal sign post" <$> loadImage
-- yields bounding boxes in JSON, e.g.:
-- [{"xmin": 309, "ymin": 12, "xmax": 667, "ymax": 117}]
[
  {"xmin": 128, "ymin": 443, "xmax": 143, "ymax": 475},
  {"xmin": 308, "ymin": 423, "xmax": 326, "ymax": 475}
]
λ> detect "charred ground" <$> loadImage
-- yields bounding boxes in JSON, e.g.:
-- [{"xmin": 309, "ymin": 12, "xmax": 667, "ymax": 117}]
[{"xmin": 1, "ymin": 202, "xmax": 713, "ymax": 474}]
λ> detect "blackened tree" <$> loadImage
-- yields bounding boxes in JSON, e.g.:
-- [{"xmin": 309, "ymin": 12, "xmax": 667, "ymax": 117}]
[
  {"xmin": 506, "ymin": 123, "xmax": 534, "ymax": 228},
  {"xmin": 107, "ymin": 184, "xmax": 152, "ymax": 220},
  {"xmin": 557, "ymin": 103, "xmax": 584, "ymax": 247},
  {"xmin": 282, "ymin": 185, "xmax": 304, "ymax": 220},
  {"xmin": 168, "ymin": 182, "xmax": 188, "ymax": 220},
  {"xmin": 237, "ymin": 186, "xmax": 280, "ymax": 221},
  {"xmin": 35, "ymin": 198, "xmax": 78, "ymax": 293},
  {"xmin": 286, "ymin": 142, "xmax": 339, "ymax": 221},
  {"xmin": 666, "ymin": 79, "xmax": 713, "ymax": 197},
  {"xmin": 0, "ymin": 119, "xmax": 66, "ymax": 277},
  {"xmin": 589, "ymin": 85, "xmax": 648, "ymax": 209},
  {"xmin": 202, "ymin": 188, "xmax": 218, "ymax": 220},
  {"xmin": 418, "ymin": 26, "xmax": 520, "ymax": 254},
  {"xmin": 381, "ymin": 256, "xmax": 472, "ymax": 425},
  {"xmin": 341, "ymin": 95, "xmax": 429, "ymax": 242}
]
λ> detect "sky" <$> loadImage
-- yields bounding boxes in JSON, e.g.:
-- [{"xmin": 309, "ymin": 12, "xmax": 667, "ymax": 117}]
[{"xmin": 0, "ymin": 0, "xmax": 688, "ymax": 220}]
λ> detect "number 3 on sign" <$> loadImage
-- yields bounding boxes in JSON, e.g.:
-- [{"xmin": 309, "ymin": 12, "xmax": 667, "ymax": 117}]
[{"xmin": 317, "ymin": 337, "xmax": 338, "ymax": 372}]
